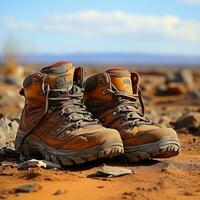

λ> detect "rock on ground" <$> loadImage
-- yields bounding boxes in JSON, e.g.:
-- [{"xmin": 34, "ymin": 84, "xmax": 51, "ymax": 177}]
[
  {"xmin": 92, "ymin": 165, "xmax": 133, "ymax": 178},
  {"xmin": 14, "ymin": 183, "xmax": 42, "ymax": 193},
  {"xmin": 18, "ymin": 159, "xmax": 61, "ymax": 170},
  {"xmin": 0, "ymin": 117, "xmax": 19, "ymax": 149},
  {"xmin": 172, "ymin": 112, "xmax": 200, "ymax": 135}
]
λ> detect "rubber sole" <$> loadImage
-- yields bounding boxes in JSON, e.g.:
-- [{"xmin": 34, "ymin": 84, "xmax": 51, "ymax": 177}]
[
  {"xmin": 124, "ymin": 138, "xmax": 180, "ymax": 162},
  {"xmin": 16, "ymin": 133, "xmax": 124, "ymax": 166}
]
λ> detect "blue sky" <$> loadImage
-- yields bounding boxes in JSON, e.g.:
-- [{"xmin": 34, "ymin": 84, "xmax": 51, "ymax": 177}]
[{"xmin": 0, "ymin": 0, "xmax": 200, "ymax": 56}]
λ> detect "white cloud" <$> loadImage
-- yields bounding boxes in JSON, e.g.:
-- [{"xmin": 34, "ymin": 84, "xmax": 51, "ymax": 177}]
[
  {"xmin": 1, "ymin": 16, "xmax": 36, "ymax": 30},
  {"xmin": 179, "ymin": 0, "xmax": 200, "ymax": 5},
  {"xmin": 1, "ymin": 10, "xmax": 200, "ymax": 43}
]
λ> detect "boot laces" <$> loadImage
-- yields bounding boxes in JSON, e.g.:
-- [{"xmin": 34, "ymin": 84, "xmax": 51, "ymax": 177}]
[
  {"xmin": 47, "ymin": 85, "xmax": 99, "ymax": 129},
  {"xmin": 104, "ymin": 84, "xmax": 153, "ymax": 131},
  {"xmin": 42, "ymin": 79, "xmax": 100, "ymax": 131}
]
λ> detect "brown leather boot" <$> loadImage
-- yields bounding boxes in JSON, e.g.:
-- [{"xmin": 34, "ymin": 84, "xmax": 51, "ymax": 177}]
[
  {"xmin": 84, "ymin": 68, "xmax": 180, "ymax": 162},
  {"xmin": 15, "ymin": 62, "xmax": 123, "ymax": 166}
]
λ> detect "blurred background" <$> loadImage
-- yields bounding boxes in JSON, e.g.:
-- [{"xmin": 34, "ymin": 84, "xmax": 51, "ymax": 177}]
[{"xmin": 0, "ymin": 0, "xmax": 200, "ymax": 67}]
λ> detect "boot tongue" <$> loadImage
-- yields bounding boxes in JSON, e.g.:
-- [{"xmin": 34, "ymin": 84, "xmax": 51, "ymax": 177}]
[
  {"xmin": 41, "ymin": 61, "xmax": 75, "ymax": 90},
  {"xmin": 106, "ymin": 68, "xmax": 134, "ymax": 95}
]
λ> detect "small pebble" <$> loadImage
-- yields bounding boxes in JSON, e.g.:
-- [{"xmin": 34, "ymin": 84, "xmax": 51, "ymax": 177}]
[
  {"xmin": 97, "ymin": 185, "xmax": 104, "ymax": 189},
  {"xmin": 53, "ymin": 189, "xmax": 66, "ymax": 195}
]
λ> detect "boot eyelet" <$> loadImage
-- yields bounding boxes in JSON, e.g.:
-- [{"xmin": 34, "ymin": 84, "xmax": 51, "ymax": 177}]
[
  {"xmin": 126, "ymin": 124, "xmax": 134, "ymax": 131},
  {"xmin": 48, "ymin": 109, "xmax": 52, "ymax": 114},
  {"xmin": 113, "ymin": 111, "xmax": 117, "ymax": 116},
  {"xmin": 102, "ymin": 91, "xmax": 106, "ymax": 95}
]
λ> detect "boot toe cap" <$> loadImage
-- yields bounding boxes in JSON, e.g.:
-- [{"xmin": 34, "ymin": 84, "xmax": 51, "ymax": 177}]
[{"xmin": 123, "ymin": 127, "xmax": 179, "ymax": 147}]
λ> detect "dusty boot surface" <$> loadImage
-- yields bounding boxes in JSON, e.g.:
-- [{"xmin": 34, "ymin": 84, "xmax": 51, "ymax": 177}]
[
  {"xmin": 84, "ymin": 68, "xmax": 180, "ymax": 162},
  {"xmin": 15, "ymin": 62, "xmax": 123, "ymax": 166}
]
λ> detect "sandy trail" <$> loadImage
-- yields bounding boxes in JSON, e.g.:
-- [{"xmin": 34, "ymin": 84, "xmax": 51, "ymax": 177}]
[{"xmin": 1, "ymin": 134, "xmax": 200, "ymax": 200}]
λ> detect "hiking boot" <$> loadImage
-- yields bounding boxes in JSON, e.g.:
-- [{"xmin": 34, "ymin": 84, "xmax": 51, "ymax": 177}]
[
  {"xmin": 84, "ymin": 68, "xmax": 180, "ymax": 162},
  {"xmin": 15, "ymin": 62, "xmax": 123, "ymax": 166}
]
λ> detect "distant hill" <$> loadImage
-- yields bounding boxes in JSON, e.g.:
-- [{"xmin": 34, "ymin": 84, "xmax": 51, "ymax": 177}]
[{"xmin": 0, "ymin": 53, "xmax": 200, "ymax": 65}]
